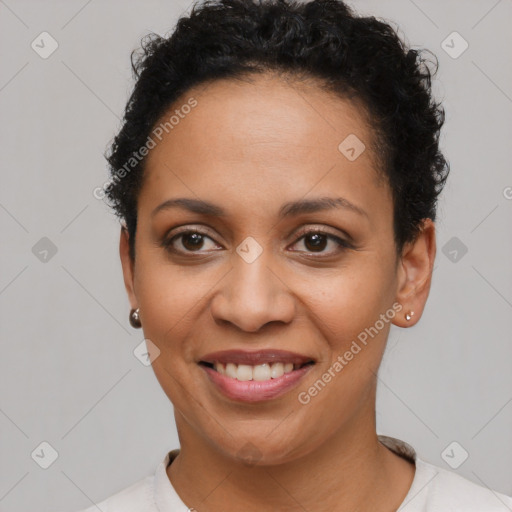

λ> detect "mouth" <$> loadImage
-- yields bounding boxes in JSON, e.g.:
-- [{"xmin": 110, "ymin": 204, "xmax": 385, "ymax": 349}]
[
  {"xmin": 197, "ymin": 349, "xmax": 316, "ymax": 402},
  {"xmin": 198, "ymin": 360, "xmax": 315, "ymax": 381},
  {"xmin": 198, "ymin": 349, "xmax": 315, "ymax": 382}
]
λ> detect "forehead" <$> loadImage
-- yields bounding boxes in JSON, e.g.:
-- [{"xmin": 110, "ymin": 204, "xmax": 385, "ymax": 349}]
[{"xmin": 139, "ymin": 73, "xmax": 391, "ymax": 222}]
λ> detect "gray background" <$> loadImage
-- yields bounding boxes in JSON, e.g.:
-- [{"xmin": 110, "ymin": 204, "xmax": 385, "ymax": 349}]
[{"xmin": 0, "ymin": 0, "xmax": 511, "ymax": 511}]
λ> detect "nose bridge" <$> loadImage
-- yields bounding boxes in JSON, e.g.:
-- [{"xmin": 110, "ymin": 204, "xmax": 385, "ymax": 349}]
[
  {"xmin": 233, "ymin": 246, "xmax": 276, "ymax": 299},
  {"xmin": 211, "ymin": 242, "xmax": 294, "ymax": 332}
]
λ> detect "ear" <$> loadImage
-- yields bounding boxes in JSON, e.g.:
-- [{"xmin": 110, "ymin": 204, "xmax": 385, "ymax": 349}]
[
  {"xmin": 393, "ymin": 218, "xmax": 436, "ymax": 327},
  {"xmin": 119, "ymin": 226, "xmax": 138, "ymax": 310}
]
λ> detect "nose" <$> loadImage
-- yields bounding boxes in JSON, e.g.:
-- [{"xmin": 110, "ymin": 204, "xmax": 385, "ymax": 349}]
[{"xmin": 210, "ymin": 253, "xmax": 295, "ymax": 333}]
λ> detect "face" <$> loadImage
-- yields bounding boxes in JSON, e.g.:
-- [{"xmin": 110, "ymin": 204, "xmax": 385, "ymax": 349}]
[{"xmin": 120, "ymin": 73, "xmax": 435, "ymax": 465}]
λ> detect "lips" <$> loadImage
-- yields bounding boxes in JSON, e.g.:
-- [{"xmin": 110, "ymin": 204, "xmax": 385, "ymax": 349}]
[
  {"xmin": 199, "ymin": 349, "xmax": 315, "ymax": 367},
  {"xmin": 198, "ymin": 349, "xmax": 316, "ymax": 402}
]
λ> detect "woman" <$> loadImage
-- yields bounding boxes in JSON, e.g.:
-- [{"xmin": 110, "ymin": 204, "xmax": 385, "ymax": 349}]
[{"xmin": 78, "ymin": 0, "xmax": 512, "ymax": 510}]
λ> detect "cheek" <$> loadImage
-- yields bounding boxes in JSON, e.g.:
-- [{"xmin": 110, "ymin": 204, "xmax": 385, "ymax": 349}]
[
  {"xmin": 134, "ymin": 255, "xmax": 235, "ymax": 381},
  {"xmin": 298, "ymin": 266, "xmax": 395, "ymax": 417},
  {"xmin": 296, "ymin": 277, "xmax": 392, "ymax": 424},
  {"xmin": 135, "ymin": 248, "xmax": 214, "ymax": 319},
  {"xmin": 301, "ymin": 261, "xmax": 396, "ymax": 347},
  {"xmin": 136, "ymin": 265, "xmax": 205, "ymax": 408},
  {"xmin": 134, "ymin": 262, "xmax": 197, "ymax": 347}
]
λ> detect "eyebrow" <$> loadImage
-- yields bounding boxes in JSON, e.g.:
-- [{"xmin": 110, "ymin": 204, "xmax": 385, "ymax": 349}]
[{"xmin": 151, "ymin": 196, "xmax": 368, "ymax": 219}]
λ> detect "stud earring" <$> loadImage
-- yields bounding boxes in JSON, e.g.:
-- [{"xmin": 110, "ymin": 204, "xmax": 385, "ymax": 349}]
[
  {"xmin": 405, "ymin": 311, "xmax": 414, "ymax": 321},
  {"xmin": 129, "ymin": 308, "xmax": 142, "ymax": 328}
]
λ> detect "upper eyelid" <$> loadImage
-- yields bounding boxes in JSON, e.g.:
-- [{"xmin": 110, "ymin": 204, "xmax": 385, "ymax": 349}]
[{"xmin": 165, "ymin": 224, "xmax": 348, "ymax": 243}]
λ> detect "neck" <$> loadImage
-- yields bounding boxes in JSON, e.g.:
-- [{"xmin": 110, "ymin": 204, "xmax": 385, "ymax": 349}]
[{"xmin": 166, "ymin": 402, "xmax": 415, "ymax": 511}]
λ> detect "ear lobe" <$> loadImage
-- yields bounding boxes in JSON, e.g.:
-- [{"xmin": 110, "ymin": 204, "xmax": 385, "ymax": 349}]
[
  {"xmin": 119, "ymin": 226, "xmax": 137, "ymax": 309},
  {"xmin": 393, "ymin": 219, "xmax": 436, "ymax": 327}
]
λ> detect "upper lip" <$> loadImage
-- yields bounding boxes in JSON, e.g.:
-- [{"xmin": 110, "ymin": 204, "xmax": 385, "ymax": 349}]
[{"xmin": 199, "ymin": 349, "xmax": 315, "ymax": 366}]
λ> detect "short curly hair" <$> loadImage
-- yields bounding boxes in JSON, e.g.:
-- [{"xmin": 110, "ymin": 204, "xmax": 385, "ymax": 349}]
[{"xmin": 103, "ymin": 0, "xmax": 449, "ymax": 263}]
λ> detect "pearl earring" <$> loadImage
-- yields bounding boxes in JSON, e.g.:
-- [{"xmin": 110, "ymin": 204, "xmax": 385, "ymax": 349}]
[{"xmin": 405, "ymin": 311, "xmax": 414, "ymax": 321}]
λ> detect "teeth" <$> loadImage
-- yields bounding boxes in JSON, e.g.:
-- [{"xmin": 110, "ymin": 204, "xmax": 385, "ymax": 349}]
[
  {"xmin": 270, "ymin": 362, "xmax": 283, "ymax": 379},
  {"xmin": 213, "ymin": 361, "xmax": 298, "ymax": 381},
  {"xmin": 253, "ymin": 363, "xmax": 271, "ymax": 381},
  {"xmin": 236, "ymin": 364, "xmax": 253, "ymax": 381}
]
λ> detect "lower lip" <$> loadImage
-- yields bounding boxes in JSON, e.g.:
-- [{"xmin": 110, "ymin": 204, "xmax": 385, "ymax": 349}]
[{"xmin": 200, "ymin": 364, "xmax": 314, "ymax": 403}]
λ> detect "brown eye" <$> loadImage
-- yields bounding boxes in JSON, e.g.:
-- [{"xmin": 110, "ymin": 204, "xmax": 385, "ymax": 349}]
[
  {"xmin": 162, "ymin": 226, "xmax": 351, "ymax": 258},
  {"xmin": 163, "ymin": 230, "xmax": 221, "ymax": 255},
  {"xmin": 290, "ymin": 228, "xmax": 351, "ymax": 256},
  {"xmin": 303, "ymin": 233, "xmax": 328, "ymax": 252},
  {"xmin": 181, "ymin": 232, "xmax": 206, "ymax": 251}
]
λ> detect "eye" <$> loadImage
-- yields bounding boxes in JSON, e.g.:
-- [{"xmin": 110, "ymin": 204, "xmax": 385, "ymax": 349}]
[
  {"xmin": 289, "ymin": 227, "xmax": 352, "ymax": 256},
  {"xmin": 163, "ymin": 229, "xmax": 222, "ymax": 255},
  {"xmin": 162, "ymin": 226, "xmax": 352, "ymax": 257}
]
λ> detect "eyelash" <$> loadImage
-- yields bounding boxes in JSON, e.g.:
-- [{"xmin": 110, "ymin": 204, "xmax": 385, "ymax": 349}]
[{"xmin": 162, "ymin": 226, "xmax": 352, "ymax": 257}]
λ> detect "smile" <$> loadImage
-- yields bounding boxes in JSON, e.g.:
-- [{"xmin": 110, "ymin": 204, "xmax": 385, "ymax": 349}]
[
  {"xmin": 198, "ymin": 349, "xmax": 316, "ymax": 402},
  {"xmin": 199, "ymin": 361, "xmax": 313, "ymax": 381}
]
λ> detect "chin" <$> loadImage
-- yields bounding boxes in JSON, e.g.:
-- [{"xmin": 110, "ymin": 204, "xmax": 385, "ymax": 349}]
[{"xmin": 214, "ymin": 434, "xmax": 308, "ymax": 467}]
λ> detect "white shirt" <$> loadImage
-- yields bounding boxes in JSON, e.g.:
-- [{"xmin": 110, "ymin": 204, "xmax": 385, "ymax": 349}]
[{"xmin": 75, "ymin": 435, "xmax": 512, "ymax": 511}]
